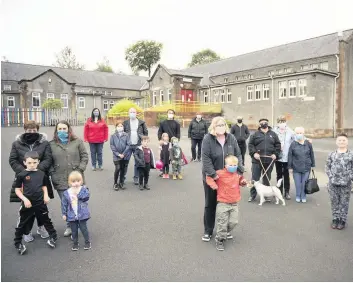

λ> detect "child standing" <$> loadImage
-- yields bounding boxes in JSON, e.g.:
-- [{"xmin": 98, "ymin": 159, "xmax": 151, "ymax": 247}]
[
  {"xmin": 110, "ymin": 122, "xmax": 131, "ymax": 190},
  {"xmin": 13, "ymin": 151, "xmax": 57, "ymax": 255},
  {"xmin": 159, "ymin": 133, "xmax": 171, "ymax": 179},
  {"xmin": 206, "ymin": 155, "xmax": 247, "ymax": 251},
  {"xmin": 134, "ymin": 136, "xmax": 156, "ymax": 190},
  {"xmin": 61, "ymin": 171, "xmax": 91, "ymax": 251},
  {"xmin": 169, "ymin": 137, "xmax": 183, "ymax": 180},
  {"xmin": 325, "ymin": 133, "xmax": 353, "ymax": 230}
]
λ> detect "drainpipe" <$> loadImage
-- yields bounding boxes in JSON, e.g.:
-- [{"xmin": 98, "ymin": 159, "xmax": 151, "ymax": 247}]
[
  {"xmin": 93, "ymin": 91, "xmax": 96, "ymax": 108},
  {"xmin": 270, "ymin": 74, "xmax": 274, "ymax": 126},
  {"xmin": 333, "ymin": 54, "xmax": 340, "ymax": 138}
]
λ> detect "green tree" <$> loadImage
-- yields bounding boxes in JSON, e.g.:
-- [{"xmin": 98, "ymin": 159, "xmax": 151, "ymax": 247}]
[
  {"xmin": 125, "ymin": 40, "xmax": 163, "ymax": 77},
  {"xmin": 42, "ymin": 99, "xmax": 63, "ymax": 109},
  {"xmin": 188, "ymin": 49, "xmax": 221, "ymax": 67},
  {"xmin": 95, "ymin": 57, "xmax": 113, "ymax": 73},
  {"xmin": 54, "ymin": 46, "xmax": 84, "ymax": 70}
]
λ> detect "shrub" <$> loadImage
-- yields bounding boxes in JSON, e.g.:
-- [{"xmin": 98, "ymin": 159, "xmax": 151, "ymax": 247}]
[
  {"xmin": 107, "ymin": 99, "xmax": 143, "ymax": 117},
  {"xmin": 42, "ymin": 99, "xmax": 63, "ymax": 109}
]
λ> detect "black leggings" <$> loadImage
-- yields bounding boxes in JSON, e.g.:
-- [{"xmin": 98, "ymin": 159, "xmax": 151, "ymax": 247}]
[
  {"xmin": 163, "ymin": 164, "xmax": 169, "ymax": 174},
  {"xmin": 114, "ymin": 160, "xmax": 128, "ymax": 184}
]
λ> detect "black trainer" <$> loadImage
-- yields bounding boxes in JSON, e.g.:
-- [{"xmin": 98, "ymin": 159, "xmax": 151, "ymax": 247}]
[
  {"xmin": 72, "ymin": 243, "xmax": 79, "ymax": 251},
  {"xmin": 84, "ymin": 242, "xmax": 91, "ymax": 250},
  {"xmin": 337, "ymin": 220, "xmax": 346, "ymax": 230},
  {"xmin": 144, "ymin": 184, "xmax": 150, "ymax": 190},
  {"xmin": 216, "ymin": 240, "xmax": 225, "ymax": 251},
  {"xmin": 331, "ymin": 219, "xmax": 339, "ymax": 229},
  {"xmin": 139, "ymin": 185, "xmax": 144, "ymax": 191},
  {"xmin": 16, "ymin": 244, "xmax": 27, "ymax": 255},
  {"xmin": 47, "ymin": 238, "xmax": 57, "ymax": 248},
  {"xmin": 113, "ymin": 184, "xmax": 120, "ymax": 191},
  {"xmin": 285, "ymin": 193, "xmax": 291, "ymax": 200}
]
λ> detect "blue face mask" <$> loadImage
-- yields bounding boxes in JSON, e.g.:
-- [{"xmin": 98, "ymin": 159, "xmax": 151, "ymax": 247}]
[
  {"xmin": 295, "ymin": 134, "xmax": 304, "ymax": 141},
  {"xmin": 57, "ymin": 131, "xmax": 69, "ymax": 144},
  {"xmin": 226, "ymin": 165, "xmax": 238, "ymax": 173},
  {"xmin": 172, "ymin": 142, "xmax": 178, "ymax": 146},
  {"xmin": 129, "ymin": 113, "xmax": 136, "ymax": 119},
  {"xmin": 93, "ymin": 111, "xmax": 99, "ymax": 117}
]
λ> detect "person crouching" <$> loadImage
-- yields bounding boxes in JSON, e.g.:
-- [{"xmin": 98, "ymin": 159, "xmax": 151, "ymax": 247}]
[{"xmin": 206, "ymin": 155, "xmax": 247, "ymax": 251}]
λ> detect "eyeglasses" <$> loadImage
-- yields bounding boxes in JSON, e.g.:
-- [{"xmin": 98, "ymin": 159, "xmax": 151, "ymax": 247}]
[{"xmin": 216, "ymin": 124, "xmax": 225, "ymax": 128}]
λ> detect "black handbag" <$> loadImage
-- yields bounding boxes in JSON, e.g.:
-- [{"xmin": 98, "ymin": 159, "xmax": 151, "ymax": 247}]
[{"xmin": 305, "ymin": 169, "xmax": 320, "ymax": 194}]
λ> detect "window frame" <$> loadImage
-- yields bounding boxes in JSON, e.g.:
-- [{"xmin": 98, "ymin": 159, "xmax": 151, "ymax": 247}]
[
  {"xmin": 320, "ymin": 61, "xmax": 329, "ymax": 70},
  {"xmin": 7, "ymin": 96, "xmax": 15, "ymax": 108},
  {"xmin": 220, "ymin": 89, "xmax": 226, "ymax": 103},
  {"xmin": 263, "ymin": 84, "xmax": 270, "ymax": 100},
  {"xmin": 203, "ymin": 91, "xmax": 209, "ymax": 104},
  {"xmin": 109, "ymin": 100, "xmax": 115, "ymax": 109},
  {"xmin": 78, "ymin": 97, "xmax": 85, "ymax": 109},
  {"xmin": 167, "ymin": 89, "xmax": 172, "ymax": 102},
  {"xmin": 289, "ymin": 80, "xmax": 297, "ymax": 98},
  {"xmin": 299, "ymin": 79, "xmax": 307, "ymax": 97},
  {"xmin": 152, "ymin": 91, "xmax": 157, "ymax": 106},
  {"xmin": 4, "ymin": 84, "xmax": 11, "ymax": 91},
  {"xmin": 247, "ymin": 86, "xmax": 253, "ymax": 101},
  {"xmin": 255, "ymin": 84, "xmax": 261, "ymax": 101},
  {"xmin": 159, "ymin": 90, "xmax": 164, "ymax": 105},
  {"xmin": 105, "ymin": 91, "xmax": 113, "ymax": 96},
  {"xmin": 213, "ymin": 90, "xmax": 219, "ymax": 104},
  {"xmin": 47, "ymin": 93, "xmax": 54, "ymax": 100},
  {"xmin": 279, "ymin": 81, "xmax": 287, "ymax": 99},
  {"xmin": 32, "ymin": 92, "xmax": 41, "ymax": 108},
  {"xmin": 224, "ymin": 77, "xmax": 228, "ymax": 83},
  {"xmin": 103, "ymin": 100, "xmax": 108, "ymax": 111},
  {"xmin": 226, "ymin": 88, "xmax": 232, "ymax": 103},
  {"xmin": 60, "ymin": 93, "xmax": 68, "ymax": 108}
]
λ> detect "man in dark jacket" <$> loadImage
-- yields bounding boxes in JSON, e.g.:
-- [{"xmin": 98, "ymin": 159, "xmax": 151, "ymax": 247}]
[
  {"xmin": 158, "ymin": 109, "xmax": 181, "ymax": 141},
  {"xmin": 123, "ymin": 108, "xmax": 148, "ymax": 185},
  {"xmin": 230, "ymin": 116, "xmax": 250, "ymax": 166},
  {"xmin": 188, "ymin": 112, "xmax": 208, "ymax": 162},
  {"xmin": 9, "ymin": 120, "xmax": 53, "ymax": 242},
  {"xmin": 248, "ymin": 118, "xmax": 281, "ymax": 202}
]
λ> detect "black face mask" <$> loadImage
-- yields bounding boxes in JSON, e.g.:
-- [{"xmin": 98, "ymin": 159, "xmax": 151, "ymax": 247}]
[
  {"xmin": 237, "ymin": 119, "xmax": 243, "ymax": 123},
  {"xmin": 260, "ymin": 123, "xmax": 268, "ymax": 129},
  {"xmin": 22, "ymin": 133, "xmax": 40, "ymax": 144}
]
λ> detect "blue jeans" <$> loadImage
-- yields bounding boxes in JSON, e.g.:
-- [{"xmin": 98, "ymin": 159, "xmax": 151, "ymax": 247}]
[
  {"xmin": 293, "ymin": 171, "xmax": 310, "ymax": 200},
  {"xmin": 127, "ymin": 145, "xmax": 138, "ymax": 180},
  {"xmin": 89, "ymin": 143, "xmax": 104, "ymax": 168},
  {"xmin": 69, "ymin": 220, "xmax": 90, "ymax": 245}
]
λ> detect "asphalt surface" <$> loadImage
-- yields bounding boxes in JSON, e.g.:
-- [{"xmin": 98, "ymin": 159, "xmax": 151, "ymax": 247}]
[{"xmin": 1, "ymin": 126, "xmax": 353, "ymax": 281}]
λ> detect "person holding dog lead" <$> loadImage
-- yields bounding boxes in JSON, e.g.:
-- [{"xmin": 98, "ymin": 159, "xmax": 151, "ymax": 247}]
[{"xmin": 248, "ymin": 118, "xmax": 281, "ymax": 202}]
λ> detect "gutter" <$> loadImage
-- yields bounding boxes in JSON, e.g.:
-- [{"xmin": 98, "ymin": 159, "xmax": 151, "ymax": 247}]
[{"xmin": 333, "ymin": 54, "xmax": 340, "ymax": 138}]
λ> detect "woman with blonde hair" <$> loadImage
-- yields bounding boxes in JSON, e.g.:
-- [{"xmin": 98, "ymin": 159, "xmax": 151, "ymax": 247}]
[{"xmin": 201, "ymin": 116, "xmax": 244, "ymax": 242}]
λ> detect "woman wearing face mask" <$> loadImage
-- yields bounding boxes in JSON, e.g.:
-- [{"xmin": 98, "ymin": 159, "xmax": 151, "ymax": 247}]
[
  {"xmin": 287, "ymin": 127, "xmax": 315, "ymax": 203},
  {"xmin": 84, "ymin": 108, "xmax": 108, "ymax": 171},
  {"xmin": 201, "ymin": 116, "xmax": 244, "ymax": 242},
  {"xmin": 9, "ymin": 120, "xmax": 54, "ymax": 242},
  {"xmin": 110, "ymin": 122, "xmax": 131, "ymax": 190},
  {"xmin": 50, "ymin": 120, "xmax": 88, "ymax": 236}
]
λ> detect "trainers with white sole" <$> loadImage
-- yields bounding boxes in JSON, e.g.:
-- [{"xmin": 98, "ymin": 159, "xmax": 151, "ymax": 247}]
[
  {"xmin": 226, "ymin": 232, "xmax": 233, "ymax": 240},
  {"xmin": 64, "ymin": 228, "xmax": 72, "ymax": 237},
  {"xmin": 23, "ymin": 233, "xmax": 34, "ymax": 243},
  {"xmin": 37, "ymin": 226, "xmax": 49, "ymax": 239}
]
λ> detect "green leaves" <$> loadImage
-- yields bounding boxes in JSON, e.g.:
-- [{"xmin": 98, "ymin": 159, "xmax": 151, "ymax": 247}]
[
  {"xmin": 188, "ymin": 49, "xmax": 221, "ymax": 67},
  {"xmin": 42, "ymin": 99, "xmax": 63, "ymax": 109},
  {"xmin": 125, "ymin": 40, "xmax": 163, "ymax": 76},
  {"xmin": 95, "ymin": 57, "xmax": 114, "ymax": 73}
]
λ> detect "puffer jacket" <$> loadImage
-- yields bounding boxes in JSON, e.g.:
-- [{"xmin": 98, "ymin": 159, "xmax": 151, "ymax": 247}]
[
  {"xmin": 201, "ymin": 133, "xmax": 244, "ymax": 179},
  {"xmin": 188, "ymin": 118, "xmax": 208, "ymax": 140},
  {"xmin": 9, "ymin": 133, "xmax": 54, "ymax": 202},
  {"xmin": 206, "ymin": 168, "xmax": 245, "ymax": 203},
  {"xmin": 49, "ymin": 138, "xmax": 88, "ymax": 191},
  {"xmin": 110, "ymin": 132, "xmax": 131, "ymax": 161},
  {"xmin": 61, "ymin": 186, "xmax": 90, "ymax": 222}
]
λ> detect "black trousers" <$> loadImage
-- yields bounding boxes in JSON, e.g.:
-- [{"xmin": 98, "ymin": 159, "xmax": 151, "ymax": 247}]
[
  {"xmin": 275, "ymin": 161, "xmax": 290, "ymax": 194},
  {"xmin": 250, "ymin": 162, "xmax": 274, "ymax": 198},
  {"xmin": 238, "ymin": 142, "xmax": 246, "ymax": 166},
  {"xmin": 113, "ymin": 160, "xmax": 128, "ymax": 185},
  {"xmin": 22, "ymin": 212, "xmax": 43, "ymax": 235},
  {"xmin": 138, "ymin": 163, "xmax": 151, "ymax": 185},
  {"xmin": 14, "ymin": 203, "xmax": 57, "ymax": 247},
  {"xmin": 191, "ymin": 139, "xmax": 203, "ymax": 160},
  {"xmin": 203, "ymin": 178, "xmax": 217, "ymax": 235}
]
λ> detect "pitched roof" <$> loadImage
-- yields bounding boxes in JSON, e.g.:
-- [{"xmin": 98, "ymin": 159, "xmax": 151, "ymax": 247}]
[
  {"xmin": 182, "ymin": 29, "xmax": 353, "ymax": 76},
  {"xmin": 1, "ymin": 61, "xmax": 148, "ymax": 90}
]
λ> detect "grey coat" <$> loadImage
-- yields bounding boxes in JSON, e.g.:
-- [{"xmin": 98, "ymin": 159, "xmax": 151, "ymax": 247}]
[{"xmin": 49, "ymin": 139, "xmax": 88, "ymax": 191}]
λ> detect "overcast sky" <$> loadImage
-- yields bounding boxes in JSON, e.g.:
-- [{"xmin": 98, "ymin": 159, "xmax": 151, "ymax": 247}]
[{"xmin": 1, "ymin": 0, "xmax": 352, "ymax": 76}]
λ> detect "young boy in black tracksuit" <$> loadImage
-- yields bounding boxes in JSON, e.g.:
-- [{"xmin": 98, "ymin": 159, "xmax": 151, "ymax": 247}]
[
  {"xmin": 13, "ymin": 151, "xmax": 57, "ymax": 255},
  {"xmin": 134, "ymin": 136, "xmax": 156, "ymax": 191}
]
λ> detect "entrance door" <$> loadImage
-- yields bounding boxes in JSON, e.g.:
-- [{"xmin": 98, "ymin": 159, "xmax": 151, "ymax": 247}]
[{"xmin": 180, "ymin": 89, "xmax": 194, "ymax": 102}]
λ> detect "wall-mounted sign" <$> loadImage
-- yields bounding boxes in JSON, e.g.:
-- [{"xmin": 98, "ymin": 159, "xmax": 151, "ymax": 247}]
[
  {"xmin": 182, "ymin": 78, "xmax": 193, "ymax": 83},
  {"xmin": 303, "ymin": 96, "xmax": 315, "ymax": 101}
]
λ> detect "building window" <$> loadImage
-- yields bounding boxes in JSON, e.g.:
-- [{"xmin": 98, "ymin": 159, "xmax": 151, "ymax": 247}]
[
  {"xmin": 310, "ymin": 63, "xmax": 319, "ymax": 69},
  {"xmin": 289, "ymin": 80, "xmax": 297, "ymax": 97},
  {"xmin": 247, "ymin": 86, "xmax": 253, "ymax": 101},
  {"xmin": 203, "ymin": 91, "xmax": 209, "ymax": 104},
  {"xmin": 213, "ymin": 90, "xmax": 219, "ymax": 104},
  {"xmin": 167, "ymin": 89, "xmax": 172, "ymax": 102},
  {"xmin": 255, "ymin": 85, "xmax": 261, "ymax": 100},
  {"xmin": 105, "ymin": 91, "xmax": 113, "ymax": 96},
  {"xmin": 220, "ymin": 89, "xmax": 226, "ymax": 103},
  {"xmin": 268, "ymin": 71, "xmax": 275, "ymax": 76},
  {"xmin": 153, "ymin": 91, "xmax": 157, "ymax": 106},
  {"xmin": 224, "ymin": 78, "xmax": 228, "ymax": 83},
  {"xmin": 103, "ymin": 100, "xmax": 108, "ymax": 111},
  {"xmin": 242, "ymin": 75, "xmax": 247, "ymax": 80},
  {"xmin": 47, "ymin": 93, "xmax": 54, "ymax": 100},
  {"xmin": 7, "ymin": 96, "xmax": 15, "ymax": 107},
  {"xmin": 226, "ymin": 89, "xmax": 232, "ymax": 103},
  {"xmin": 78, "ymin": 97, "xmax": 85, "ymax": 108},
  {"xmin": 32, "ymin": 92, "xmax": 41, "ymax": 108},
  {"xmin": 284, "ymin": 68, "xmax": 293, "ymax": 73},
  {"xmin": 299, "ymin": 79, "xmax": 307, "ymax": 96},
  {"xmin": 235, "ymin": 76, "xmax": 239, "ymax": 81},
  {"xmin": 279, "ymin": 81, "xmax": 287, "ymax": 98},
  {"xmin": 109, "ymin": 101, "xmax": 115, "ymax": 109},
  {"xmin": 320, "ymin": 62, "xmax": 329, "ymax": 70},
  {"xmin": 278, "ymin": 69, "xmax": 284, "ymax": 74},
  {"xmin": 248, "ymin": 74, "xmax": 254, "ymax": 79},
  {"xmin": 263, "ymin": 84, "xmax": 270, "ymax": 100},
  {"xmin": 301, "ymin": 65, "xmax": 310, "ymax": 71},
  {"xmin": 4, "ymin": 84, "xmax": 11, "ymax": 91},
  {"xmin": 159, "ymin": 90, "xmax": 164, "ymax": 105},
  {"xmin": 60, "ymin": 94, "xmax": 68, "ymax": 108}
]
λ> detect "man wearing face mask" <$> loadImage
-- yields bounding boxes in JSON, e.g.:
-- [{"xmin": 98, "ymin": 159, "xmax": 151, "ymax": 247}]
[
  {"xmin": 123, "ymin": 108, "xmax": 149, "ymax": 185},
  {"xmin": 230, "ymin": 116, "xmax": 250, "ymax": 166},
  {"xmin": 188, "ymin": 112, "xmax": 208, "ymax": 162},
  {"xmin": 248, "ymin": 118, "xmax": 281, "ymax": 202},
  {"xmin": 158, "ymin": 109, "xmax": 181, "ymax": 142},
  {"xmin": 9, "ymin": 120, "xmax": 54, "ymax": 242}
]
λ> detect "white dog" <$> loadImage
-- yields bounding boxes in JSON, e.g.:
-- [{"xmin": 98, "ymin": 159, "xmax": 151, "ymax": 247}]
[{"xmin": 248, "ymin": 179, "xmax": 286, "ymax": 206}]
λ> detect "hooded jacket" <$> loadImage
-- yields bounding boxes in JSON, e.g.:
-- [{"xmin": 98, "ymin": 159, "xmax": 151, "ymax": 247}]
[
  {"xmin": 61, "ymin": 186, "xmax": 90, "ymax": 222},
  {"xmin": 110, "ymin": 131, "xmax": 131, "ymax": 161},
  {"xmin": 84, "ymin": 118, "xmax": 108, "ymax": 143},
  {"xmin": 134, "ymin": 146, "xmax": 156, "ymax": 168}
]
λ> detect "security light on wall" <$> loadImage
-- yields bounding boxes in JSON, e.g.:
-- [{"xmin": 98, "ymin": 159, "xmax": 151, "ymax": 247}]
[
  {"xmin": 180, "ymin": 84, "xmax": 184, "ymax": 88},
  {"xmin": 48, "ymin": 78, "xmax": 52, "ymax": 84}
]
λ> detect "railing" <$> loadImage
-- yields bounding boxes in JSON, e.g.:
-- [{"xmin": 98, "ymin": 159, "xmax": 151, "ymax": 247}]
[
  {"xmin": 1, "ymin": 108, "xmax": 87, "ymax": 127},
  {"xmin": 145, "ymin": 100, "xmax": 222, "ymax": 113}
]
